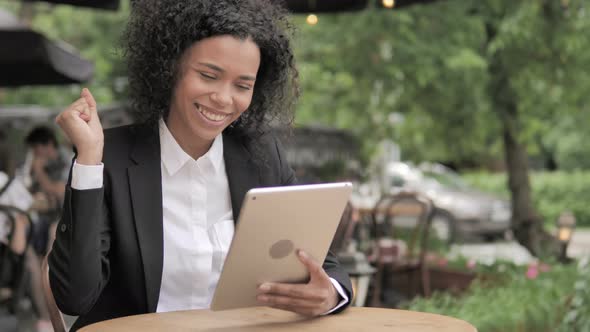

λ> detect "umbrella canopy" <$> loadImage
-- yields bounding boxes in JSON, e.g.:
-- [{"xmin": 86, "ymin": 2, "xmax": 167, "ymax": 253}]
[
  {"xmin": 284, "ymin": 0, "xmax": 443, "ymax": 12},
  {"xmin": 284, "ymin": 0, "xmax": 369, "ymax": 13},
  {"xmin": 22, "ymin": 0, "xmax": 120, "ymax": 11},
  {"xmin": 0, "ymin": 9, "xmax": 94, "ymax": 87}
]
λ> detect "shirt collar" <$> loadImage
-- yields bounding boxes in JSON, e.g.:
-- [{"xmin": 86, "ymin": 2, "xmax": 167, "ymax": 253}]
[{"xmin": 158, "ymin": 119, "xmax": 224, "ymax": 176}]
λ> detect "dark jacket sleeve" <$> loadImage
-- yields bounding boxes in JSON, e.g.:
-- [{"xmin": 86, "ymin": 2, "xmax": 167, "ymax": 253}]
[
  {"xmin": 274, "ymin": 135, "xmax": 353, "ymax": 313},
  {"xmin": 48, "ymin": 171, "xmax": 112, "ymax": 316}
]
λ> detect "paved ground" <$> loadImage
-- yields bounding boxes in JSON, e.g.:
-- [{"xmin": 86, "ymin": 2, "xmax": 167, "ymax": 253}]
[
  {"xmin": 448, "ymin": 241, "xmax": 535, "ymax": 265},
  {"xmin": 5, "ymin": 302, "xmax": 77, "ymax": 332},
  {"xmin": 447, "ymin": 229, "xmax": 590, "ymax": 265},
  {"xmin": 568, "ymin": 229, "xmax": 590, "ymax": 258}
]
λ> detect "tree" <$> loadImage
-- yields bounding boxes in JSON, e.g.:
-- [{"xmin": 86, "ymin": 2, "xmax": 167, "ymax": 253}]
[
  {"xmin": 475, "ymin": 0, "xmax": 589, "ymax": 256},
  {"xmin": 293, "ymin": 0, "xmax": 589, "ymax": 255}
]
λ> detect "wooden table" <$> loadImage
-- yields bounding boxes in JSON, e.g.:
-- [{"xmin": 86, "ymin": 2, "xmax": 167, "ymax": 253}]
[{"xmin": 80, "ymin": 307, "xmax": 477, "ymax": 332}]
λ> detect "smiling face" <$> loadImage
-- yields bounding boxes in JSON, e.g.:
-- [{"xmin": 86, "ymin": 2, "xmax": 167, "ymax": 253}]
[{"xmin": 166, "ymin": 35, "xmax": 261, "ymax": 158}]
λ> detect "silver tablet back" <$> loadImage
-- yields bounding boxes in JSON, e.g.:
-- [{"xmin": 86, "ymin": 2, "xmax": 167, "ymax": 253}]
[{"xmin": 211, "ymin": 182, "xmax": 353, "ymax": 310}]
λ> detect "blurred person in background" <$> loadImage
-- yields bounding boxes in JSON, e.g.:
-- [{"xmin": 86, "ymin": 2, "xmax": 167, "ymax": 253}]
[
  {"xmin": 0, "ymin": 132, "xmax": 52, "ymax": 332},
  {"xmin": 0, "ymin": 132, "xmax": 31, "ymax": 259},
  {"xmin": 24, "ymin": 126, "xmax": 70, "ymax": 257}
]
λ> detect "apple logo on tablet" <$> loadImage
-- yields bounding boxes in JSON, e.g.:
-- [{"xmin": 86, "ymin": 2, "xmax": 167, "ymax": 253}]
[{"xmin": 269, "ymin": 239, "xmax": 294, "ymax": 259}]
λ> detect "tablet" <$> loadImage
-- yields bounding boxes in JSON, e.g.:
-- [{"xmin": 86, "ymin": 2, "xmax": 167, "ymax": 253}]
[{"xmin": 210, "ymin": 182, "xmax": 353, "ymax": 311}]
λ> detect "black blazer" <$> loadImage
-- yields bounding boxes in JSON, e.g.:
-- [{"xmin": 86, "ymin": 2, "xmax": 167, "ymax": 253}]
[{"xmin": 48, "ymin": 124, "xmax": 352, "ymax": 331}]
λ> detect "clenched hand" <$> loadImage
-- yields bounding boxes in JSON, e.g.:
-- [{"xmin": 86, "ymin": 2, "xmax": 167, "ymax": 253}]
[{"xmin": 55, "ymin": 88, "xmax": 104, "ymax": 165}]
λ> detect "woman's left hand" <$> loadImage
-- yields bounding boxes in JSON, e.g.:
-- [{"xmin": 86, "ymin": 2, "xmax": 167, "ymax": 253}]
[{"xmin": 256, "ymin": 250, "xmax": 339, "ymax": 316}]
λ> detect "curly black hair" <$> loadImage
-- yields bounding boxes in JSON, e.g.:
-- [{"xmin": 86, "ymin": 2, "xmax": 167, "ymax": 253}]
[{"xmin": 123, "ymin": 0, "xmax": 298, "ymax": 138}]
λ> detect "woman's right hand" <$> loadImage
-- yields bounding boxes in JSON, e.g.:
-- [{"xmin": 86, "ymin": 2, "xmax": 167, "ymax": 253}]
[{"xmin": 55, "ymin": 88, "xmax": 104, "ymax": 165}]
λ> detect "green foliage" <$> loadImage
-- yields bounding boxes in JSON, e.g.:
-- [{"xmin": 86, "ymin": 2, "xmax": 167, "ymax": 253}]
[
  {"xmin": 293, "ymin": 0, "xmax": 590, "ymax": 169},
  {"xmin": 405, "ymin": 261, "xmax": 579, "ymax": 332},
  {"xmin": 557, "ymin": 258, "xmax": 590, "ymax": 332},
  {"xmin": 464, "ymin": 171, "xmax": 590, "ymax": 227},
  {"xmin": 544, "ymin": 114, "xmax": 590, "ymax": 171},
  {"xmin": 462, "ymin": 172, "xmax": 510, "ymax": 197},
  {"xmin": 294, "ymin": 2, "xmax": 500, "ymax": 164}
]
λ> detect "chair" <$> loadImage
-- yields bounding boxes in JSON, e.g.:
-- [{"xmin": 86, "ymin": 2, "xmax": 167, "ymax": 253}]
[
  {"xmin": 41, "ymin": 255, "xmax": 66, "ymax": 332},
  {"xmin": 330, "ymin": 203, "xmax": 376, "ymax": 307},
  {"xmin": 329, "ymin": 203, "xmax": 357, "ymax": 254},
  {"xmin": 367, "ymin": 191, "xmax": 434, "ymax": 307}
]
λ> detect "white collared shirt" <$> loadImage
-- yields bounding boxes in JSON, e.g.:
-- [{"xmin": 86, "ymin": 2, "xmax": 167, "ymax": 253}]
[
  {"xmin": 155, "ymin": 120, "xmax": 233, "ymax": 311},
  {"xmin": 0, "ymin": 172, "xmax": 34, "ymax": 245},
  {"xmin": 71, "ymin": 120, "xmax": 348, "ymax": 314}
]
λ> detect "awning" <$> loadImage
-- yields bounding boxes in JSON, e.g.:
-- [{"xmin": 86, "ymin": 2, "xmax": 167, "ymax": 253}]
[
  {"xmin": 0, "ymin": 9, "xmax": 94, "ymax": 87},
  {"xmin": 285, "ymin": 0, "xmax": 370, "ymax": 13},
  {"xmin": 284, "ymin": 0, "xmax": 443, "ymax": 13},
  {"xmin": 22, "ymin": 0, "xmax": 120, "ymax": 11}
]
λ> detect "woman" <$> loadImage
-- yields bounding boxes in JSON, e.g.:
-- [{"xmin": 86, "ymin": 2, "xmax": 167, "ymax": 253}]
[{"xmin": 49, "ymin": 1, "xmax": 352, "ymax": 330}]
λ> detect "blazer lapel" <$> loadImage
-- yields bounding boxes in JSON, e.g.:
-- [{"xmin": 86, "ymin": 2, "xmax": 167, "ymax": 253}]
[
  {"xmin": 127, "ymin": 126, "xmax": 163, "ymax": 313},
  {"xmin": 223, "ymin": 134, "xmax": 260, "ymax": 222}
]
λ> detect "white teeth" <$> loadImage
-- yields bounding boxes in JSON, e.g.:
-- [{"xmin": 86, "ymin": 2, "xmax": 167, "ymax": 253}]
[{"xmin": 196, "ymin": 104, "xmax": 228, "ymax": 122}]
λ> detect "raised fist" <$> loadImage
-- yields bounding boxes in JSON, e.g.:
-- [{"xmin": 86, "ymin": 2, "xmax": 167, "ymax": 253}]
[{"xmin": 55, "ymin": 88, "xmax": 104, "ymax": 165}]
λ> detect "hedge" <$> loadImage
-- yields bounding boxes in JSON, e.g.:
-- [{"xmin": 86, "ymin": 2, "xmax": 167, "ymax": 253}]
[
  {"xmin": 463, "ymin": 171, "xmax": 590, "ymax": 228},
  {"xmin": 556, "ymin": 258, "xmax": 590, "ymax": 331},
  {"xmin": 405, "ymin": 260, "xmax": 579, "ymax": 332}
]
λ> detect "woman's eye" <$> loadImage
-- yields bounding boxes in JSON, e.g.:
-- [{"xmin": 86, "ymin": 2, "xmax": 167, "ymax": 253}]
[
  {"xmin": 236, "ymin": 84, "xmax": 252, "ymax": 91},
  {"xmin": 200, "ymin": 72, "xmax": 216, "ymax": 80}
]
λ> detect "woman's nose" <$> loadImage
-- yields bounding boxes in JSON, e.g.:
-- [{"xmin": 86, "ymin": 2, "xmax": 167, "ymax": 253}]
[{"xmin": 210, "ymin": 87, "xmax": 233, "ymax": 107}]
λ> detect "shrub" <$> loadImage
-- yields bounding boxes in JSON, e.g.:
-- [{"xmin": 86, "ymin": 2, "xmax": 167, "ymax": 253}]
[
  {"xmin": 556, "ymin": 258, "xmax": 590, "ymax": 332},
  {"xmin": 404, "ymin": 261, "xmax": 579, "ymax": 332}
]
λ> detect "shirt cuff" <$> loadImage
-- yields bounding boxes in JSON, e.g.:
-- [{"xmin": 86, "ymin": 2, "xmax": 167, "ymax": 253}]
[
  {"xmin": 71, "ymin": 160, "xmax": 104, "ymax": 190},
  {"xmin": 321, "ymin": 278, "xmax": 350, "ymax": 315}
]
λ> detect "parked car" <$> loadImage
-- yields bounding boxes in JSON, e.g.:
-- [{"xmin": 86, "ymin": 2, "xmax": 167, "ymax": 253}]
[{"xmin": 383, "ymin": 162, "xmax": 511, "ymax": 243}]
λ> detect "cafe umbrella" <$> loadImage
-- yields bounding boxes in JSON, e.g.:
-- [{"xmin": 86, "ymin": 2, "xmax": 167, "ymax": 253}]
[
  {"xmin": 0, "ymin": 8, "xmax": 94, "ymax": 87},
  {"xmin": 283, "ymin": 0, "xmax": 442, "ymax": 13},
  {"xmin": 22, "ymin": 0, "xmax": 120, "ymax": 11}
]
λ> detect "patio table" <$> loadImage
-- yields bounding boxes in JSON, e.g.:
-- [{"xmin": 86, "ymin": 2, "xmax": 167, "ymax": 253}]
[{"xmin": 79, "ymin": 306, "xmax": 477, "ymax": 332}]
